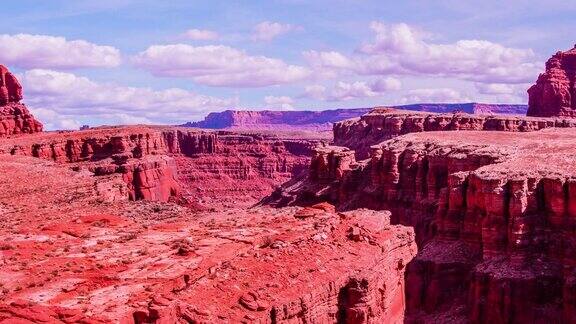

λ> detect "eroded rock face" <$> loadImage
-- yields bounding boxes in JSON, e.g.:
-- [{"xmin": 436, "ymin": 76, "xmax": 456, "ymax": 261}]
[
  {"xmin": 270, "ymin": 128, "xmax": 576, "ymax": 323},
  {"xmin": 0, "ymin": 156, "xmax": 417, "ymax": 323},
  {"xmin": 1, "ymin": 126, "xmax": 321, "ymax": 207},
  {"xmin": 0, "ymin": 65, "xmax": 22, "ymax": 105},
  {"xmin": 0, "ymin": 65, "xmax": 43, "ymax": 137},
  {"xmin": 334, "ymin": 108, "xmax": 576, "ymax": 159},
  {"xmin": 528, "ymin": 45, "xmax": 576, "ymax": 117}
]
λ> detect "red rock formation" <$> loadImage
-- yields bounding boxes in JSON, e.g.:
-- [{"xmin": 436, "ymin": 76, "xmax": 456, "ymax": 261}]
[
  {"xmin": 0, "ymin": 65, "xmax": 23, "ymax": 105},
  {"xmin": 1, "ymin": 125, "xmax": 321, "ymax": 206},
  {"xmin": 0, "ymin": 65, "xmax": 43, "ymax": 136},
  {"xmin": 334, "ymin": 108, "xmax": 576, "ymax": 159},
  {"xmin": 0, "ymin": 155, "xmax": 417, "ymax": 322},
  {"xmin": 122, "ymin": 156, "xmax": 180, "ymax": 201},
  {"xmin": 185, "ymin": 104, "xmax": 527, "ymax": 132},
  {"xmin": 528, "ymin": 45, "xmax": 576, "ymax": 117},
  {"xmin": 271, "ymin": 128, "xmax": 576, "ymax": 323}
]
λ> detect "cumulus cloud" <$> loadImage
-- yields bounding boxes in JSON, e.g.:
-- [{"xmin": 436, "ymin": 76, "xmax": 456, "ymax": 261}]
[
  {"xmin": 30, "ymin": 108, "xmax": 82, "ymax": 130},
  {"xmin": 303, "ymin": 50, "xmax": 354, "ymax": 78},
  {"xmin": 400, "ymin": 88, "xmax": 470, "ymax": 104},
  {"xmin": 304, "ymin": 23, "xmax": 541, "ymax": 85},
  {"xmin": 251, "ymin": 21, "xmax": 297, "ymax": 41},
  {"xmin": 182, "ymin": 29, "xmax": 219, "ymax": 40},
  {"xmin": 19, "ymin": 69, "xmax": 236, "ymax": 130},
  {"xmin": 302, "ymin": 84, "xmax": 327, "ymax": 100},
  {"xmin": 133, "ymin": 44, "xmax": 310, "ymax": 87},
  {"xmin": 264, "ymin": 95, "xmax": 294, "ymax": 110},
  {"xmin": 356, "ymin": 22, "xmax": 541, "ymax": 84},
  {"xmin": 475, "ymin": 82, "xmax": 529, "ymax": 103},
  {"xmin": 303, "ymin": 77, "xmax": 401, "ymax": 102},
  {"xmin": 0, "ymin": 34, "xmax": 121, "ymax": 69}
]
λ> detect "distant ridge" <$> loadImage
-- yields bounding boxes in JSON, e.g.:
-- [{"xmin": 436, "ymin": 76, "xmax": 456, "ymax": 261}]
[{"xmin": 183, "ymin": 103, "xmax": 527, "ymax": 130}]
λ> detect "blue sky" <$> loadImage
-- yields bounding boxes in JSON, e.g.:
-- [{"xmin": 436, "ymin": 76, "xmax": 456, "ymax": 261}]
[{"xmin": 0, "ymin": 0, "xmax": 574, "ymax": 129}]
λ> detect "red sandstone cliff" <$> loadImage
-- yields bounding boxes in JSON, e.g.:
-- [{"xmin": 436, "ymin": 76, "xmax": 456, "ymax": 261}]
[
  {"xmin": 269, "ymin": 128, "xmax": 576, "ymax": 323},
  {"xmin": 0, "ymin": 154, "xmax": 417, "ymax": 322},
  {"xmin": 1, "ymin": 126, "xmax": 320, "ymax": 207},
  {"xmin": 0, "ymin": 65, "xmax": 43, "ymax": 136},
  {"xmin": 527, "ymin": 45, "xmax": 576, "ymax": 117},
  {"xmin": 263, "ymin": 102, "xmax": 576, "ymax": 323},
  {"xmin": 334, "ymin": 108, "xmax": 576, "ymax": 159}
]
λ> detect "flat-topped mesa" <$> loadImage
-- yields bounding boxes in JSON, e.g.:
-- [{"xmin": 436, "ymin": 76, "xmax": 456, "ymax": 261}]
[
  {"xmin": 527, "ymin": 45, "xmax": 576, "ymax": 117},
  {"xmin": 0, "ymin": 64, "xmax": 43, "ymax": 136},
  {"xmin": 334, "ymin": 108, "xmax": 576, "ymax": 159}
]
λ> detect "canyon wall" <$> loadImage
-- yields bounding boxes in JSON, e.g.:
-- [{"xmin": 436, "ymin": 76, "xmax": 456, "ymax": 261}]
[
  {"xmin": 2, "ymin": 126, "xmax": 319, "ymax": 206},
  {"xmin": 528, "ymin": 45, "xmax": 576, "ymax": 117},
  {"xmin": 270, "ymin": 128, "xmax": 576, "ymax": 323},
  {"xmin": 334, "ymin": 108, "xmax": 576, "ymax": 159},
  {"xmin": 0, "ymin": 65, "xmax": 43, "ymax": 137},
  {"xmin": 0, "ymin": 154, "xmax": 417, "ymax": 322}
]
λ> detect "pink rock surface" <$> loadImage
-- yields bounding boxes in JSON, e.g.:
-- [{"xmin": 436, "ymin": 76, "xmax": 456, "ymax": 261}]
[
  {"xmin": 334, "ymin": 107, "xmax": 576, "ymax": 159},
  {"xmin": 0, "ymin": 154, "xmax": 416, "ymax": 322},
  {"xmin": 528, "ymin": 45, "xmax": 576, "ymax": 117},
  {"xmin": 271, "ymin": 127, "xmax": 576, "ymax": 323},
  {"xmin": 0, "ymin": 65, "xmax": 22, "ymax": 105},
  {"xmin": 0, "ymin": 65, "xmax": 43, "ymax": 137}
]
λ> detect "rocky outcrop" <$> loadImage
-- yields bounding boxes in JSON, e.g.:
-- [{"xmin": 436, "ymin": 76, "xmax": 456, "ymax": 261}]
[
  {"xmin": 0, "ymin": 65, "xmax": 22, "ymax": 105},
  {"xmin": 527, "ymin": 45, "xmax": 576, "ymax": 117},
  {"xmin": 0, "ymin": 65, "xmax": 43, "ymax": 137},
  {"xmin": 269, "ymin": 128, "xmax": 576, "ymax": 323},
  {"xmin": 0, "ymin": 156, "xmax": 417, "ymax": 323},
  {"xmin": 334, "ymin": 108, "xmax": 576, "ymax": 159},
  {"xmin": 1, "ymin": 126, "xmax": 321, "ymax": 206}
]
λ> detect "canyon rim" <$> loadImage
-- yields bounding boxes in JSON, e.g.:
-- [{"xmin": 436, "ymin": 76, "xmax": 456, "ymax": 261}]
[{"xmin": 0, "ymin": 2, "xmax": 576, "ymax": 324}]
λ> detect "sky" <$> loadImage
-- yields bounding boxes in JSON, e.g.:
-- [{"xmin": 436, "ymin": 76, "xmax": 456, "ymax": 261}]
[{"xmin": 0, "ymin": 0, "xmax": 574, "ymax": 130}]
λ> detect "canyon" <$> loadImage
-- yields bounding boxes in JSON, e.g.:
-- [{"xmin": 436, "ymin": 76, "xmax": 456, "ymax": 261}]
[
  {"xmin": 1, "ymin": 45, "xmax": 576, "ymax": 323},
  {"xmin": 267, "ymin": 105, "xmax": 576, "ymax": 322}
]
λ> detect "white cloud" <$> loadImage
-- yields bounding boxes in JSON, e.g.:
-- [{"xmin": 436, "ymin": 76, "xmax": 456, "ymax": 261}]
[
  {"xmin": 19, "ymin": 69, "xmax": 236, "ymax": 130},
  {"xmin": 0, "ymin": 34, "xmax": 121, "ymax": 69},
  {"xmin": 303, "ymin": 50, "xmax": 354, "ymax": 78},
  {"xmin": 400, "ymin": 88, "xmax": 470, "ymax": 104},
  {"xmin": 30, "ymin": 108, "xmax": 82, "ymax": 130},
  {"xmin": 302, "ymin": 84, "xmax": 327, "ymax": 100},
  {"xmin": 304, "ymin": 23, "xmax": 541, "ymax": 85},
  {"xmin": 302, "ymin": 77, "xmax": 401, "ymax": 101},
  {"xmin": 251, "ymin": 21, "xmax": 297, "ymax": 41},
  {"xmin": 356, "ymin": 22, "xmax": 540, "ymax": 84},
  {"xmin": 264, "ymin": 95, "xmax": 294, "ymax": 110},
  {"xmin": 183, "ymin": 29, "xmax": 219, "ymax": 41},
  {"xmin": 475, "ymin": 82, "xmax": 529, "ymax": 103},
  {"xmin": 133, "ymin": 44, "xmax": 310, "ymax": 87}
]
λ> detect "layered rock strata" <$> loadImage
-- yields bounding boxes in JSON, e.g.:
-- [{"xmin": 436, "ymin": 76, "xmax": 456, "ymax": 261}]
[
  {"xmin": 528, "ymin": 45, "xmax": 576, "ymax": 117},
  {"xmin": 0, "ymin": 65, "xmax": 43, "ymax": 137},
  {"xmin": 0, "ymin": 157, "xmax": 417, "ymax": 323},
  {"xmin": 1, "ymin": 126, "xmax": 320, "ymax": 206},
  {"xmin": 270, "ymin": 129, "xmax": 576, "ymax": 323},
  {"xmin": 334, "ymin": 108, "xmax": 576, "ymax": 159}
]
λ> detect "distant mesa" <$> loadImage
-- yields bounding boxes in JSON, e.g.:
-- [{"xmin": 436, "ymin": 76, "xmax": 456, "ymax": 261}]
[
  {"xmin": 0, "ymin": 64, "xmax": 43, "ymax": 137},
  {"xmin": 527, "ymin": 45, "xmax": 576, "ymax": 117},
  {"xmin": 184, "ymin": 103, "xmax": 527, "ymax": 131}
]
